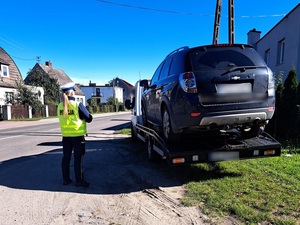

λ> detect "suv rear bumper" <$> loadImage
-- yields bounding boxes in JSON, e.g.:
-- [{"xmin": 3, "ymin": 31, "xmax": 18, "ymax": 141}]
[
  {"xmin": 172, "ymin": 107, "xmax": 274, "ymax": 132},
  {"xmin": 199, "ymin": 111, "xmax": 267, "ymax": 126}
]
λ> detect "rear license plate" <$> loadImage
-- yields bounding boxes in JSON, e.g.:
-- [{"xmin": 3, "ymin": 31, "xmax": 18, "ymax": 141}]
[
  {"xmin": 208, "ymin": 151, "xmax": 239, "ymax": 162},
  {"xmin": 217, "ymin": 83, "xmax": 252, "ymax": 94}
]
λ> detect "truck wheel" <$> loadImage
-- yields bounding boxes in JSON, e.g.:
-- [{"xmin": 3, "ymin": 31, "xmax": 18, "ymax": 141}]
[
  {"xmin": 131, "ymin": 122, "xmax": 138, "ymax": 142},
  {"xmin": 146, "ymin": 136, "xmax": 160, "ymax": 161},
  {"xmin": 142, "ymin": 105, "xmax": 148, "ymax": 126},
  {"xmin": 162, "ymin": 108, "xmax": 181, "ymax": 143}
]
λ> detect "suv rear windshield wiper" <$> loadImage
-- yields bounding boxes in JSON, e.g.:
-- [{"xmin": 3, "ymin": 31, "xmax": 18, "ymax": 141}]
[{"xmin": 221, "ymin": 66, "xmax": 258, "ymax": 76}]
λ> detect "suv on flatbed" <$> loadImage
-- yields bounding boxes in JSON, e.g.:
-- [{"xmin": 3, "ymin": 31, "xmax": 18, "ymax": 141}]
[{"xmin": 141, "ymin": 44, "xmax": 275, "ymax": 142}]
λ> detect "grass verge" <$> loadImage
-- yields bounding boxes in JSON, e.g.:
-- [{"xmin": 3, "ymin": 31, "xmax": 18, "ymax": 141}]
[{"xmin": 182, "ymin": 152, "xmax": 300, "ymax": 224}]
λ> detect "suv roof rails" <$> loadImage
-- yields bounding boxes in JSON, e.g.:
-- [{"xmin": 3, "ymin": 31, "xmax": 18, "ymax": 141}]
[
  {"xmin": 203, "ymin": 43, "xmax": 253, "ymax": 49},
  {"xmin": 166, "ymin": 46, "xmax": 189, "ymax": 58}
]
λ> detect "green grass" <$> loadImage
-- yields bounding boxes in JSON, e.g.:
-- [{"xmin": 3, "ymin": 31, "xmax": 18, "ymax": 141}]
[
  {"xmin": 118, "ymin": 128, "xmax": 131, "ymax": 135},
  {"xmin": 182, "ymin": 152, "xmax": 300, "ymax": 224}
]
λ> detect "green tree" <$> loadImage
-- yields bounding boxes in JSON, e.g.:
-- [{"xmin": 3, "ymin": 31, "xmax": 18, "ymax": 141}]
[
  {"xmin": 280, "ymin": 67, "xmax": 298, "ymax": 140},
  {"xmin": 14, "ymin": 80, "xmax": 44, "ymax": 113},
  {"xmin": 25, "ymin": 69, "xmax": 60, "ymax": 105},
  {"xmin": 107, "ymin": 96, "xmax": 120, "ymax": 112}
]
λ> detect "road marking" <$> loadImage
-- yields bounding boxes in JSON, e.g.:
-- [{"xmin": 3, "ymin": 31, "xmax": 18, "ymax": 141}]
[
  {"xmin": 0, "ymin": 134, "xmax": 24, "ymax": 140},
  {"xmin": 0, "ymin": 128, "xmax": 60, "ymax": 141}
]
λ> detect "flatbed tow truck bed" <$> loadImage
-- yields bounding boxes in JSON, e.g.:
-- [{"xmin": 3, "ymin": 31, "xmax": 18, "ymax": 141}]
[
  {"xmin": 126, "ymin": 80, "xmax": 281, "ymax": 166},
  {"xmin": 134, "ymin": 123, "xmax": 281, "ymax": 165}
]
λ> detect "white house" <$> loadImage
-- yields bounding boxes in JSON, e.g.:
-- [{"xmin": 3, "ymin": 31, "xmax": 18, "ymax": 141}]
[
  {"xmin": 80, "ymin": 82, "xmax": 123, "ymax": 106},
  {"xmin": 0, "ymin": 47, "xmax": 46, "ymax": 119},
  {"xmin": 247, "ymin": 3, "xmax": 300, "ymax": 81}
]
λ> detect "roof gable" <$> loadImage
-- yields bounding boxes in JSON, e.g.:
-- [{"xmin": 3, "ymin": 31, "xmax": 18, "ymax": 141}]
[
  {"xmin": 0, "ymin": 47, "xmax": 23, "ymax": 88},
  {"xmin": 26, "ymin": 63, "xmax": 84, "ymax": 96}
]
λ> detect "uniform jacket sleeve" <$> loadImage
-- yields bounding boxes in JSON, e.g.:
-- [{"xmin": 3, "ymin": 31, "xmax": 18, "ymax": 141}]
[{"xmin": 78, "ymin": 103, "xmax": 93, "ymax": 123}]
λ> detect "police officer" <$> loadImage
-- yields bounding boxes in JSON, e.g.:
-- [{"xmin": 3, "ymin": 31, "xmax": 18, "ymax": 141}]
[{"xmin": 57, "ymin": 82, "xmax": 93, "ymax": 187}]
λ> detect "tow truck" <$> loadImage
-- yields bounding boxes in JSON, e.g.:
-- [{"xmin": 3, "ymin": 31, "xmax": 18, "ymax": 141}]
[{"xmin": 125, "ymin": 80, "xmax": 281, "ymax": 165}]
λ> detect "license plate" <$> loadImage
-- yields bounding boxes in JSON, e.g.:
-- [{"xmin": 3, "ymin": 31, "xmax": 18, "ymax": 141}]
[
  {"xmin": 208, "ymin": 151, "xmax": 239, "ymax": 162},
  {"xmin": 217, "ymin": 83, "xmax": 252, "ymax": 94}
]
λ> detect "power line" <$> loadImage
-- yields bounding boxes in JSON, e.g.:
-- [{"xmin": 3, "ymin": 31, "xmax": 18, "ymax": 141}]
[
  {"xmin": 96, "ymin": 0, "xmax": 213, "ymax": 17},
  {"xmin": 96, "ymin": 0, "xmax": 286, "ymax": 18},
  {"xmin": 10, "ymin": 55, "xmax": 38, "ymax": 61}
]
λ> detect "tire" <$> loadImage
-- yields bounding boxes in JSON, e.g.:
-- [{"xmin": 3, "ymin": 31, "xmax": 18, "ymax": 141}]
[
  {"xmin": 162, "ymin": 108, "xmax": 182, "ymax": 143},
  {"xmin": 131, "ymin": 122, "xmax": 138, "ymax": 142},
  {"xmin": 146, "ymin": 136, "xmax": 160, "ymax": 161},
  {"xmin": 141, "ymin": 105, "xmax": 148, "ymax": 127}
]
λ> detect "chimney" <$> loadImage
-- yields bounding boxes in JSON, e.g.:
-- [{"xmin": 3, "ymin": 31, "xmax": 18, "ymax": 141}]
[
  {"xmin": 45, "ymin": 61, "xmax": 52, "ymax": 68},
  {"xmin": 247, "ymin": 29, "xmax": 261, "ymax": 49}
]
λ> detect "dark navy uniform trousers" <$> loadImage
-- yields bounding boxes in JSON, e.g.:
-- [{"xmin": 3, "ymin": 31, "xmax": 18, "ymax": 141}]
[{"xmin": 62, "ymin": 136, "xmax": 86, "ymax": 182}]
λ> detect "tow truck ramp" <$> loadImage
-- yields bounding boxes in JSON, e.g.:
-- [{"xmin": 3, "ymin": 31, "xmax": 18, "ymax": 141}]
[{"xmin": 134, "ymin": 123, "xmax": 281, "ymax": 165}]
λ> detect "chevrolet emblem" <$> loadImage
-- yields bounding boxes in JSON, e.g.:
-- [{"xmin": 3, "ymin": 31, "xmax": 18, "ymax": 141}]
[{"xmin": 231, "ymin": 76, "xmax": 240, "ymax": 80}]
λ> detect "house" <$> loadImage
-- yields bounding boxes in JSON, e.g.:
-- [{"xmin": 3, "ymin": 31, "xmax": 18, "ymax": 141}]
[
  {"xmin": 0, "ymin": 47, "xmax": 23, "ymax": 105},
  {"xmin": 247, "ymin": 3, "xmax": 300, "ymax": 81},
  {"xmin": 0, "ymin": 47, "xmax": 45, "ymax": 120},
  {"xmin": 111, "ymin": 78, "xmax": 134, "ymax": 103},
  {"xmin": 79, "ymin": 78, "xmax": 134, "ymax": 107},
  {"xmin": 0, "ymin": 47, "xmax": 44, "ymax": 106},
  {"xmin": 80, "ymin": 81, "xmax": 123, "ymax": 106},
  {"xmin": 25, "ymin": 61, "xmax": 86, "ymax": 105}
]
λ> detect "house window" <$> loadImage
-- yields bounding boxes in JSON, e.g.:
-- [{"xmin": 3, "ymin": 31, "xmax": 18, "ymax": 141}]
[
  {"xmin": 1, "ymin": 65, "xmax": 9, "ymax": 77},
  {"xmin": 5, "ymin": 92, "xmax": 14, "ymax": 104},
  {"xmin": 96, "ymin": 88, "xmax": 101, "ymax": 97},
  {"xmin": 277, "ymin": 39, "xmax": 285, "ymax": 65},
  {"xmin": 264, "ymin": 49, "xmax": 270, "ymax": 66}
]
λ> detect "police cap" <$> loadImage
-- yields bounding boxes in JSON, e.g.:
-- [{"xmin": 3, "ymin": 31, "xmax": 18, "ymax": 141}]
[{"xmin": 60, "ymin": 82, "xmax": 75, "ymax": 92}]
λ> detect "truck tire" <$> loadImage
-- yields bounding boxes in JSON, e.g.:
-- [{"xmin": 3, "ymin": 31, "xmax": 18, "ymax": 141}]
[
  {"xmin": 162, "ymin": 108, "xmax": 181, "ymax": 143},
  {"xmin": 146, "ymin": 136, "xmax": 160, "ymax": 161},
  {"xmin": 142, "ymin": 105, "xmax": 148, "ymax": 127},
  {"xmin": 131, "ymin": 122, "xmax": 138, "ymax": 142}
]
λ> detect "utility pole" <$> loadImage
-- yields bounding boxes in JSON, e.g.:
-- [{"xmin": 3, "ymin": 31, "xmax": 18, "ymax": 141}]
[
  {"xmin": 36, "ymin": 56, "xmax": 41, "ymax": 63},
  {"xmin": 212, "ymin": 0, "xmax": 235, "ymax": 44},
  {"xmin": 228, "ymin": 0, "xmax": 234, "ymax": 44},
  {"xmin": 212, "ymin": 0, "xmax": 222, "ymax": 45}
]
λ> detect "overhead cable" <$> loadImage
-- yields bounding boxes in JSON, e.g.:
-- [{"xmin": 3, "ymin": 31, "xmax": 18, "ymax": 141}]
[{"xmin": 96, "ymin": 0, "xmax": 286, "ymax": 18}]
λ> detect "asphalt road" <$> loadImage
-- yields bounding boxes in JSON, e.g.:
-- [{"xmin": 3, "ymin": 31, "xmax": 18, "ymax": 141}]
[
  {"xmin": 0, "ymin": 111, "xmax": 216, "ymax": 225},
  {"xmin": 0, "ymin": 112, "xmax": 131, "ymax": 162}
]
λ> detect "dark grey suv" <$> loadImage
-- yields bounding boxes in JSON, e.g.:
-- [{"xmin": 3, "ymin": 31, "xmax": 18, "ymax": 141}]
[{"xmin": 141, "ymin": 44, "xmax": 275, "ymax": 142}]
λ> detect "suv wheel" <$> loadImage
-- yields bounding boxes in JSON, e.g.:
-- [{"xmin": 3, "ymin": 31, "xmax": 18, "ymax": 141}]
[{"xmin": 162, "ymin": 108, "xmax": 181, "ymax": 143}]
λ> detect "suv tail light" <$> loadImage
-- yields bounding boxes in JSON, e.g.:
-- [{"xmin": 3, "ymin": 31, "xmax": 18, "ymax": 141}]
[{"xmin": 179, "ymin": 72, "xmax": 198, "ymax": 93}]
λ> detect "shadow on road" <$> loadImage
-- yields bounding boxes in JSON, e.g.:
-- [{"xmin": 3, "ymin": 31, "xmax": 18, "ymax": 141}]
[{"xmin": 0, "ymin": 137, "xmax": 240, "ymax": 195}]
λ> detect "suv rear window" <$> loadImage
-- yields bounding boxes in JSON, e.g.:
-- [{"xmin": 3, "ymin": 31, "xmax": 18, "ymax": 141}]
[{"xmin": 189, "ymin": 47, "xmax": 266, "ymax": 71}]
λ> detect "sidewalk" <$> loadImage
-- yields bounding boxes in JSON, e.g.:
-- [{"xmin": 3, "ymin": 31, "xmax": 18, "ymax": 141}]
[{"xmin": 0, "ymin": 111, "xmax": 130, "ymax": 130}]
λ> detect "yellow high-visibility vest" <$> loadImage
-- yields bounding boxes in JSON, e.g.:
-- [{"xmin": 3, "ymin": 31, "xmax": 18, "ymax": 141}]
[{"xmin": 57, "ymin": 101, "xmax": 87, "ymax": 137}]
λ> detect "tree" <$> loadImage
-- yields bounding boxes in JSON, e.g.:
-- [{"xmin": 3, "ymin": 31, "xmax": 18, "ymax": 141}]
[
  {"xmin": 14, "ymin": 80, "xmax": 44, "ymax": 113},
  {"xmin": 107, "ymin": 96, "xmax": 120, "ymax": 112},
  {"xmin": 280, "ymin": 67, "xmax": 298, "ymax": 140},
  {"xmin": 25, "ymin": 69, "xmax": 60, "ymax": 105}
]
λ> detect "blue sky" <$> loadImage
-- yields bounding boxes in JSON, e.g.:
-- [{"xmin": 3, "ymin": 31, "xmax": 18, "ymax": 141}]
[{"xmin": 1, "ymin": 0, "xmax": 299, "ymax": 86}]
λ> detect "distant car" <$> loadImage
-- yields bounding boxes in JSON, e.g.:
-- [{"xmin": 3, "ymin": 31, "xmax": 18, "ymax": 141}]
[{"xmin": 141, "ymin": 44, "xmax": 275, "ymax": 142}]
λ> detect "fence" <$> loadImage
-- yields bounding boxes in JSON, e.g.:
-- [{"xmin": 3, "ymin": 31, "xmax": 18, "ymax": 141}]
[{"xmin": 0, "ymin": 104, "xmax": 58, "ymax": 120}]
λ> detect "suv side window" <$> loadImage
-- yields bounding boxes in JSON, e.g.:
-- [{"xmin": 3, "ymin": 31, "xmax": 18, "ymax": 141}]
[
  {"xmin": 150, "ymin": 62, "xmax": 163, "ymax": 85},
  {"xmin": 169, "ymin": 57, "xmax": 182, "ymax": 76},
  {"xmin": 159, "ymin": 57, "xmax": 172, "ymax": 80}
]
